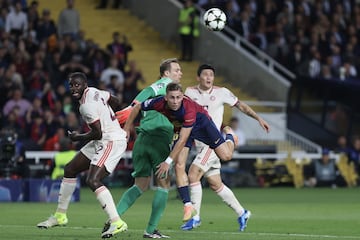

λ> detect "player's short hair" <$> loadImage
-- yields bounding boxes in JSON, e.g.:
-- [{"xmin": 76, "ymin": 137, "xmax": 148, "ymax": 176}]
[
  {"xmin": 166, "ymin": 82, "xmax": 183, "ymax": 93},
  {"xmin": 197, "ymin": 63, "xmax": 215, "ymax": 76},
  {"xmin": 159, "ymin": 58, "xmax": 179, "ymax": 77},
  {"xmin": 68, "ymin": 72, "xmax": 87, "ymax": 82}
]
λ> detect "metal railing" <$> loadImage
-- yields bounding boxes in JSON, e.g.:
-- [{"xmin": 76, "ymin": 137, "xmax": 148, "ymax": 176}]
[{"xmin": 239, "ymin": 101, "xmax": 322, "ymax": 153}]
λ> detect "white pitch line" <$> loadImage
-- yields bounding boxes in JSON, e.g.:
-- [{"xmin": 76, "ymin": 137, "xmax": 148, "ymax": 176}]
[{"xmin": 0, "ymin": 224, "xmax": 359, "ymax": 239}]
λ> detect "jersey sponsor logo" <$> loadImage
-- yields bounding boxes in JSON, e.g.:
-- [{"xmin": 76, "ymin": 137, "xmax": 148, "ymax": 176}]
[
  {"xmin": 143, "ymin": 99, "xmax": 153, "ymax": 108},
  {"xmin": 152, "ymin": 82, "xmax": 165, "ymax": 92}
]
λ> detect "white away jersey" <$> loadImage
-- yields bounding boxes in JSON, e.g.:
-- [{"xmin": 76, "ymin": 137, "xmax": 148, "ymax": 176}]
[
  {"xmin": 185, "ymin": 86, "xmax": 238, "ymax": 129},
  {"xmin": 79, "ymin": 87, "xmax": 126, "ymax": 141}
]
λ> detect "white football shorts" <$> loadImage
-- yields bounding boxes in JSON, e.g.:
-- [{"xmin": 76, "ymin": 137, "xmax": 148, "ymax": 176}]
[{"xmin": 80, "ymin": 139, "xmax": 127, "ymax": 173}]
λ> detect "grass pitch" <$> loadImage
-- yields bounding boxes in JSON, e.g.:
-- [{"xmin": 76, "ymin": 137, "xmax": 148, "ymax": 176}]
[{"xmin": 0, "ymin": 187, "xmax": 359, "ymax": 240}]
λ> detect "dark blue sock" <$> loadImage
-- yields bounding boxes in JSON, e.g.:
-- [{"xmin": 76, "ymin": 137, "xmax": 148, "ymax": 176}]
[{"xmin": 177, "ymin": 186, "xmax": 191, "ymax": 204}]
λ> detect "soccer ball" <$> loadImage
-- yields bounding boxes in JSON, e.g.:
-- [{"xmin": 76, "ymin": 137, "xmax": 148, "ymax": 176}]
[{"xmin": 203, "ymin": 8, "xmax": 227, "ymax": 31}]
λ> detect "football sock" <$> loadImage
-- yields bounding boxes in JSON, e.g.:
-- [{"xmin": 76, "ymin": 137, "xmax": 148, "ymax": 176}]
[
  {"xmin": 56, "ymin": 177, "xmax": 77, "ymax": 213},
  {"xmin": 215, "ymin": 183, "xmax": 244, "ymax": 216},
  {"xmin": 177, "ymin": 186, "xmax": 191, "ymax": 204},
  {"xmin": 95, "ymin": 186, "xmax": 120, "ymax": 222},
  {"xmin": 190, "ymin": 181, "xmax": 202, "ymax": 218},
  {"xmin": 146, "ymin": 187, "xmax": 169, "ymax": 234},
  {"xmin": 116, "ymin": 185, "xmax": 142, "ymax": 215}
]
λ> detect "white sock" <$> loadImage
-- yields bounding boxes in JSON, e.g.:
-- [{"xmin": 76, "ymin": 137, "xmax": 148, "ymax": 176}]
[
  {"xmin": 56, "ymin": 177, "xmax": 77, "ymax": 213},
  {"xmin": 215, "ymin": 184, "xmax": 244, "ymax": 217},
  {"xmin": 190, "ymin": 181, "xmax": 202, "ymax": 220},
  {"xmin": 95, "ymin": 186, "xmax": 120, "ymax": 222}
]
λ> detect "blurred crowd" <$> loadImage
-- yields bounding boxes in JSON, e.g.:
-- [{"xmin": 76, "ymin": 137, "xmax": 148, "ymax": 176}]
[
  {"xmin": 197, "ymin": 0, "xmax": 360, "ymax": 81},
  {"xmin": 0, "ymin": 0, "xmax": 145, "ymax": 165}
]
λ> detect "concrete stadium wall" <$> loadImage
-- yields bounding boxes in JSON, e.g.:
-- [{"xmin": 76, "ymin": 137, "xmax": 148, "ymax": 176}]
[{"xmin": 125, "ymin": 0, "xmax": 290, "ymax": 101}]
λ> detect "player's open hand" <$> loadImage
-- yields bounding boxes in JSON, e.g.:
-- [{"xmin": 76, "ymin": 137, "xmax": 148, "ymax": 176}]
[
  {"xmin": 259, "ymin": 118, "xmax": 270, "ymax": 133},
  {"xmin": 155, "ymin": 162, "xmax": 170, "ymax": 179},
  {"xmin": 115, "ymin": 106, "xmax": 132, "ymax": 124}
]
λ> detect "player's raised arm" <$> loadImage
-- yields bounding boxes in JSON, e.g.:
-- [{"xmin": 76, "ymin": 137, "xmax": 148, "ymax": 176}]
[
  {"xmin": 123, "ymin": 103, "xmax": 142, "ymax": 140},
  {"xmin": 155, "ymin": 126, "xmax": 192, "ymax": 179},
  {"xmin": 235, "ymin": 101, "xmax": 270, "ymax": 133},
  {"xmin": 107, "ymin": 94, "xmax": 123, "ymax": 111}
]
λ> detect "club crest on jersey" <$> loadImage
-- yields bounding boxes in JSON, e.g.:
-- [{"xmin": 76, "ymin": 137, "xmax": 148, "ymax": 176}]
[
  {"xmin": 210, "ymin": 96, "xmax": 216, "ymax": 101},
  {"xmin": 94, "ymin": 91, "xmax": 99, "ymax": 101}
]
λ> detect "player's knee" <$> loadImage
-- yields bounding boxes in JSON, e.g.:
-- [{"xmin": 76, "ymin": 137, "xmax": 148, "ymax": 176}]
[
  {"xmin": 86, "ymin": 177, "xmax": 101, "ymax": 191},
  {"xmin": 222, "ymin": 152, "xmax": 233, "ymax": 161},
  {"xmin": 175, "ymin": 162, "xmax": 186, "ymax": 173},
  {"xmin": 63, "ymin": 163, "xmax": 77, "ymax": 177}
]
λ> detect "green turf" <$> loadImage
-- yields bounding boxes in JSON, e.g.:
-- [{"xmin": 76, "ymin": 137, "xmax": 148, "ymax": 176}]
[{"xmin": 0, "ymin": 187, "xmax": 359, "ymax": 240}]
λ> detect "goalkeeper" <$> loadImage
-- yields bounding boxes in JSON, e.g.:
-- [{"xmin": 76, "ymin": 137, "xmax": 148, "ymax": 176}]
[{"xmin": 111, "ymin": 58, "xmax": 182, "ymax": 238}]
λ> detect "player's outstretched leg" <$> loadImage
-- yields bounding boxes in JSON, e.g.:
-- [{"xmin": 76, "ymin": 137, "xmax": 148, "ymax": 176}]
[
  {"xmin": 238, "ymin": 210, "xmax": 251, "ymax": 231},
  {"xmin": 181, "ymin": 217, "xmax": 201, "ymax": 231},
  {"xmin": 143, "ymin": 229, "xmax": 170, "ymax": 238},
  {"xmin": 37, "ymin": 212, "xmax": 68, "ymax": 228},
  {"xmin": 101, "ymin": 219, "xmax": 128, "ymax": 238}
]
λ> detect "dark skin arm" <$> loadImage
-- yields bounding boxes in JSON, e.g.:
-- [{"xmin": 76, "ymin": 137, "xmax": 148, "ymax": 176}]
[
  {"xmin": 68, "ymin": 120, "xmax": 102, "ymax": 142},
  {"xmin": 108, "ymin": 94, "xmax": 123, "ymax": 111}
]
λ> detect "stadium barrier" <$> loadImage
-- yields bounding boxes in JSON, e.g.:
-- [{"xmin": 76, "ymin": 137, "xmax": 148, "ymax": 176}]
[{"xmin": 0, "ymin": 178, "xmax": 80, "ymax": 202}]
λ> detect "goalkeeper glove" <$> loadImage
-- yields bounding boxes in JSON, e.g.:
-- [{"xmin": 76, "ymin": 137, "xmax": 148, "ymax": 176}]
[{"xmin": 115, "ymin": 106, "xmax": 133, "ymax": 124}]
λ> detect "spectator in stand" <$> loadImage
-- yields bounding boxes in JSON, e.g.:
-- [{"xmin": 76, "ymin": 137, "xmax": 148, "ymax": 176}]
[
  {"xmin": 3, "ymin": 88, "xmax": 31, "ymax": 117},
  {"xmin": 27, "ymin": 111, "xmax": 46, "ymax": 149},
  {"xmin": 4, "ymin": 63, "xmax": 23, "ymax": 91},
  {"xmin": 2, "ymin": 107, "xmax": 26, "ymax": 138},
  {"xmin": 43, "ymin": 108, "xmax": 62, "ymax": 140},
  {"xmin": 61, "ymin": 37, "xmax": 84, "ymax": 64},
  {"xmin": 308, "ymin": 50, "xmax": 322, "ymax": 79},
  {"xmin": 63, "ymin": 111, "xmax": 80, "ymax": 133},
  {"xmin": 348, "ymin": 135, "xmax": 360, "ymax": 174},
  {"xmin": 320, "ymin": 64, "xmax": 333, "ymax": 80},
  {"xmin": 86, "ymin": 48, "xmax": 107, "ymax": 82},
  {"xmin": 59, "ymin": 56, "xmax": 90, "ymax": 81},
  {"xmin": 304, "ymin": 148, "xmax": 344, "ymax": 188},
  {"xmin": 13, "ymin": 40, "xmax": 31, "ymax": 81},
  {"xmin": 27, "ymin": 58, "xmax": 49, "ymax": 98},
  {"xmin": 45, "ymin": 51, "xmax": 63, "ymax": 88},
  {"xmin": 334, "ymin": 135, "xmax": 350, "ymax": 155},
  {"xmin": 123, "ymin": 60, "xmax": 145, "ymax": 105},
  {"xmin": 5, "ymin": 1, "xmax": 28, "ymax": 41},
  {"xmin": 27, "ymin": 0, "xmax": 40, "ymax": 29},
  {"xmin": 339, "ymin": 61, "xmax": 357, "ymax": 80},
  {"xmin": 25, "ymin": 95, "xmax": 43, "ymax": 125},
  {"xmin": 286, "ymin": 42, "xmax": 306, "ymax": 75},
  {"xmin": 36, "ymin": 8, "xmax": 57, "ymax": 43},
  {"xmin": 106, "ymin": 74, "xmax": 123, "ymax": 96},
  {"xmin": 178, "ymin": 0, "xmax": 199, "ymax": 62},
  {"xmin": 0, "ymin": 7, "xmax": 9, "ymax": 33},
  {"xmin": 43, "ymin": 127, "xmax": 66, "ymax": 151},
  {"xmin": 100, "ymin": 56, "xmax": 124, "ymax": 87},
  {"xmin": 105, "ymin": 31, "xmax": 132, "ymax": 71},
  {"xmin": 57, "ymin": 0, "xmax": 80, "ymax": 39}
]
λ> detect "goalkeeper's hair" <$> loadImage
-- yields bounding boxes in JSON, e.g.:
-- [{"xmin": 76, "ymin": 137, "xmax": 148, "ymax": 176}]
[{"xmin": 159, "ymin": 58, "xmax": 179, "ymax": 78}]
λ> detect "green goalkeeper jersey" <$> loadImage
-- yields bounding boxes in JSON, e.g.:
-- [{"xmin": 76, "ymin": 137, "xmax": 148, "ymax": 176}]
[{"xmin": 134, "ymin": 77, "xmax": 174, "ymax": 137}]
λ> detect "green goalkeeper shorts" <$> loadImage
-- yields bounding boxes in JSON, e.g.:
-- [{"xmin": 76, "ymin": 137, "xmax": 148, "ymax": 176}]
[{"xmin": 131, "ymin": 132, "xmax": 172, "ymax": 178}]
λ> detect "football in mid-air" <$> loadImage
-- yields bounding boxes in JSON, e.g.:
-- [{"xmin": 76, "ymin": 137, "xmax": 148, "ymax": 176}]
[{"xmin": 203, "ymin": 8, "xmax": 227, "ymax": 31}]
